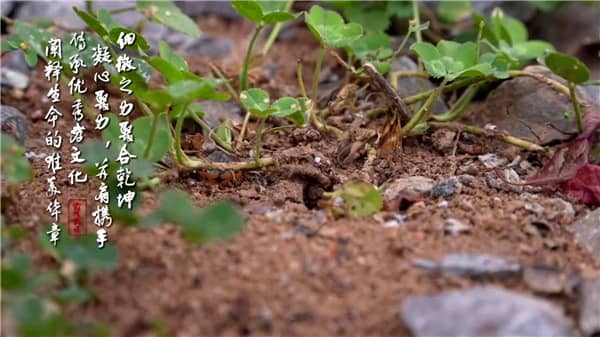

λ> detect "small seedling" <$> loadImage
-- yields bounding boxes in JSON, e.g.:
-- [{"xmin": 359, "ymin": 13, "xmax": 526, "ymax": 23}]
[
  {"xmin": 305, "ymin": 5, "xmax": 363, "ymax": 108},
  {"xmin": 323, "ymin": 181, "xmax": 383, "ymax": 218},
  {"xmin": 239, "ymin": 88, "xmax": 307, "ymax": 162},
  {"xmin": 544, "ymin": 51, "xmax": 591, "ymax": 133}
]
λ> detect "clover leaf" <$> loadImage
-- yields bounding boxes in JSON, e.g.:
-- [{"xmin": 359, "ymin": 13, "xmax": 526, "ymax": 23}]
[
  {"xmin": 129, "ymin": 113, "xmax": 172, "ymax": 162},
  {"xmin": 240, "ymin": 88, "xmax": 272, "ymax": 117},
  {"xmin": 38, "ymin": 227, "xmax": 118, "ymax": 274},
  {"xmin": 147, "ymin": 189, "xmax": 246, "ymax": 243},
  {"xmin": 167, "ymin": 79, "xmax": 230, "ymax": 103},
  {"xmin": 137, "ymin": 0, "xmax": 201, "ymax": 37},
  {"xmin": 474, "ymin": 9, "xmax": 553, "ymax": 63},
  {"xmin": 437, "ymin": 0, "xmax": 473, "ymax": 24},
  {"xmin": 305, "ymin": 5, "xmax": 363, "ymax": 48},
  {"xmin": 333, "ymin": 181, "xmax": 383, "ymax": 218},
  {"xmin": 231, "ymin": 0, "xmax": 295, "ymax": 24},
  {"xmin": 544, "ymin": 52, "xmax": 591, "ymax": 84},
  {"xmin": 411, "ymin": 40, "xmax": 493, "ymax": 80},
  {"xmin": 272, "ymin": 97, "xmax": 307, "ymax": 125}
]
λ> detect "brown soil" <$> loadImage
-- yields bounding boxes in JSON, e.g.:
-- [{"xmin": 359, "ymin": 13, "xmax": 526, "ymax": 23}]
[{"xmin": 2, "ymin": 14, "xmax": 599, "ymax": 337}]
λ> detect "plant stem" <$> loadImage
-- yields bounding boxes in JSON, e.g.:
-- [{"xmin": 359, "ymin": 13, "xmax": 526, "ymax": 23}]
[
  {"xmin": 508, "ymin": 70, "xmax": 571, "ymax": 97},
  {"xmin": 402, "ymin": 77, "xmax": 483, "ymax": 104},
  {"xmin": 85, "ymin": 0, "xmax": 93, "ymax": 13},
  {"xmin": 240, "ymin": 24, "xmax": 263, "ymax": 92},
  {"xmin": 297, "ymin": 60, "xmax": 308, "ymax": 99},
  {"xmin": 429, "ymin": 121, "xmax": 545, "ymax": 151},
  {"xmin": 254, "ymin": 117, "xmax": 267, "ymax": 163},
  {"xmin": 189, "ymin": 111, "xmax": 235, "ymax": 154},
  {"xmin": 262, "ymin": 0, "xmax": 293, "ymax": 55},
  {"xmin": 402, "ymin": 82, "xmax": 442, "ymax": 133},
  {"xmin": 141, "ymin": 101, "xmax": 158, "ymax": 159},
  {"xmin": 174, "ymin": 105, "xmax": 189, "ymax": 165},
  {"xmin": 108, "ymin": 6, "xmax": 137, "ymax": 15},
  {"xmin": 179, "ymin": 157, "xmax": 275, "ymax": 171},
  {"xmin": 569, "ymin": 82, "xmax": 584, "ymax": 133},
  {"xmin": 209, "ymin": 63, "xmax": 239, "ymax": 103},
  {"xmin": 263, "ymin": 124, "xmax": 297, "ymax": 136},
  {"xmin": 237, "ymin": 24, "xmax": 264, "ymax": 146},
  {"xmin": 311, "ymin": 45, "xmax": 326, "ymax": 110},
  {"xmin": 433, "ymin": 83, "xmax": 479, "ymax": 122},
  {"xmin": 237, "ymin": 112, "xmax": 251, "ymax": 146},
  {"xmin": 412, "ymin": 0, "xmax": 423, "ymax": 44},
  {"xmin": 390, "ymin": 21, "xmax": 415, "ymax": 59}
]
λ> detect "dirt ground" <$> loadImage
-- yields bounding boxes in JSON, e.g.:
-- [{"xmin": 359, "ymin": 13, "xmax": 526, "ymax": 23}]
[{"xmin": 2, "ymin": 13, "xmax": 600, "ymax": 337}]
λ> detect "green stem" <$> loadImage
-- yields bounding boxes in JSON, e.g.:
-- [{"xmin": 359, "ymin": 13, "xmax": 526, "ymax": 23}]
[
  {"xmin": 403, "ymin": 77, "xmax": 483, "ymax": 104},
  {"xmin": 262, "ymin": 0, "xmax": 293, "ymax": 55},
  {"xmin": 174, "ymin": 104, "xmax": 190, "ymax": 165},
  {"xmin": 254, "ymin": 117, "xmax": 267, "ymax": 163},
  {"xmin": 108, "ymin": 6, "xmax": 137, "ymax": 15},
  {"xmin": 508, "ymin": 70, "xmax": 571, "ymax": 97},
  {"xmin": 85, "ymin": 0, "xmax": 93, "ymax": 13},
  {"xmin": 141, "ymin": 102, "xmax": 158, "ymax": 159},
  {"xmin": 433, "ymin": 83, "xmax": 479, "ymax": 122},
  {"xmin": 429, "ymin": 121, "xmax": 545, "ymax": 151},
  {"xmin": 240, "ymin": 24, "xmax": 263, "ymax": 92},
  {"xmin": 569, "ymin": 82, "xmax": 584, "ymax": 133},
  {"xmin": 263, "ymin": 124, "xmax": 298, "ymax": 136},
  {"xmin": 390, "ymin": 21, "xmax": 415, "ymax": 59},
  {"xmin": 402, "ymin": 79, "xmax": 446, "ymax": 133},
  {"xmin": 237, "ymin": 25, "xmax": 264, "ymax": 146},
  {"xmin": 237, "ymin": 112, "xmax": 251, "ymax": 146},
  {"xmin": 210, "ymin": 64, "xmax": 239, "ymax": 103},
  {"xmin": 297, "ymin": 60, "xmax": 308, "ymax": 99},
  {"xmin": 311, "ymin": 45, "xmax": 326, "ymax": 110},
  {"xmin": 189, "ymin": 112, "xmax": 235, "ymax": 154}
]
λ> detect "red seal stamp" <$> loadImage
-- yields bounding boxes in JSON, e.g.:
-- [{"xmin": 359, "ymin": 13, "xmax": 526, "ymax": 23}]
[{"xmin": 67, "ymin": 198, "xmax": 87, "ymax": 237}]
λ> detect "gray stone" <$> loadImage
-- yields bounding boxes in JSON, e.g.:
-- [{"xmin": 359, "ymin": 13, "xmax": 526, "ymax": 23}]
[
  {"xmin": 485, "ymin": 168, "xmax": 523, "ymax": 193},
  {"xmin": 414, "ymin": 253, "xmax": 521, "ymax": 278},
  {"xmin": 199, "ymin": 100, "xmax": 242, "ymax": 129},
  {"xmin": 431, "ymin": 179, "xmax": 457, "ymax": 198},
  {"xmin": 464, "ymin": 66, "xmax": 595, "ymax": 145},
  {"xmin": 1, "ymin": 105, "xmax": 28, "ymax": 145},
  {"xmin": 382, "ymin": 176, "xmax": 435, "ymax": 202},
  {"xmin": 0, "ymin": 1, "xmax": 15, "ymax": 17},
  {"xmin": 391, "ymin": 56, "xmax": 447, "ymax": 116},
  {"xmin": 431, "ymin": 175, "xmax": 473, "ymax": 198},
  {"xmin": 175, "ymin": 1, "xmax": 241, "ymax": 20},
  {"xmin": 523, "ymin": 265, "xmax": 579, "ymax": 295},
  {"xmin": 1, "ymin": 68, "xmax": 29, "ymax": 90},
  {"xmin": 183, "ymin": 36, "xmax": 232, "ymax": 59},
  {"xmin": 15, "ymin": 1, "xmax": 84, "ymax": 30},
  {"xmin": 579, "ymin": 278, "xmax": 600, "ymax": 336},
  {"xmin": 571, "ymin": 208, "xmax": 600, "ymax": 263},
  {"xmin": 478, "ymin": 153, "xmax": 507, "ymax": 169},
  {"xmin": 3, "ymin": 50, "xmax": 33, "ymax": 75},
  {"xmin": 402, "ymin": 287, "xmax": 573, "ymax": 337},
  {"xmin": 444, "ymin": 218, "xmax": 471, "ymax": 236}
]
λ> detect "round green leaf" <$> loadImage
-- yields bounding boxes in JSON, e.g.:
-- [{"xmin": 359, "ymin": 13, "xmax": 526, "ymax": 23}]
[
  {"xmin": 545, "ymin": 52, "xmax": 591, "ymax": 84},
  {"xmin": 137, "ymin": 1, "xmax": 201, "ymax": 37},
  {"xmin": 271, "ymin": 97, "xmax": 301, "ymax": 118},
  {"xmin": 305, "ymin": 5, "xmax": 363, "ymax": 48},
  {"xmin": 129, "ymin": 113, "xmax": 172, "ymax": 162},
  {"xmin": 240, "ymin": 88, "xmax": 271, "ymax": 116},
  {"xmin": 231, "ymin": 0, "xmax": 264, "ymax": 22}
]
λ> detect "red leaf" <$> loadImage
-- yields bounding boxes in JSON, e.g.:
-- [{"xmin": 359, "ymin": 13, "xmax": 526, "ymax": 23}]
[{"xmin": 561, "ymin": 164, "xmax": 600, "ymax": 205}]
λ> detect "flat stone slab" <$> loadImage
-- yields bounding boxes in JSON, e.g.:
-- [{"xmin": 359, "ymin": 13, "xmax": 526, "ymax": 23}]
[
  {"xmin": 571, "ymin": 208, "xmax": 600, "ymax": 263},
  {"xmin": 402, "ymin": 287, "xmax": 573, "ymax": 337}
]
